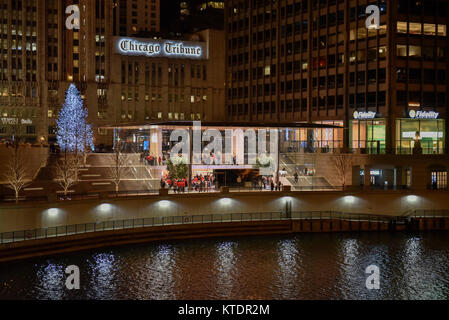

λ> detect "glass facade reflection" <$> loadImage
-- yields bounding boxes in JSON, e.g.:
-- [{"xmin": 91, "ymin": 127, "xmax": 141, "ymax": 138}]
[
  {"xmin": 396, "ymin": 119, "xmax": 445, "ymax": 154},
  {"xmin": 281, "ymin": 121, "xmax": 344, "ymax": 153},
  {"xmin": 350, "ymin": 119, "xmax": 386, "ymax": 154}
]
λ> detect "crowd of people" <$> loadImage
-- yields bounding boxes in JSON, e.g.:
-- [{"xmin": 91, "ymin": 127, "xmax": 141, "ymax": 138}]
[
  {"xmin": 160, "ymin": 174, "xmax": 216, "ymax": 193},
  {"xmin": 191, "ymin": 174, "xmax": 216, "ymax": 192},
  {"xmin": 160, "ymin": 176, "xmax": 188, "ymax": 193},
  {"xmin": 251, "ymin": 175, "xmax": 283, "ymax": 191}
]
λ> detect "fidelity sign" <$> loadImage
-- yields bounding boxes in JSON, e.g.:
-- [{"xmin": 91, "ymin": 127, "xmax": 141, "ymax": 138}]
[
  {"xmin": 409, "ymin": 110, "xmax": 439, "ymax": 119},
  {"xmin": 116, "ymin": 37, "xmax": 207, "ymax": 60},
  {"xmin": 353, "ymin": 111, "xmax": 377, "ymax": 120}
]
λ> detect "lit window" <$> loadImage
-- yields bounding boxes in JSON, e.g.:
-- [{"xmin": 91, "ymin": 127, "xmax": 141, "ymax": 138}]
[
  {"xmin": 264, "ymin": 66, "xmax": 271, "ymax": 76},
  {"xmin": 409, "ymin": 45, "xmax": 422, "ymax": 57},
  {"xmin": 397, "ymin": 22, "xmax": 407, "ymax": 33},
  {"xmin": 423, "ymin": 24, "xmax": 436, "ymax": 36},
  {"xmin": 409, "ymin": 22, "xmax": 422, "ymax": 34},
  {"xmin": 396, "ymin": 45, "xmax": 407, "ymax": 57}
]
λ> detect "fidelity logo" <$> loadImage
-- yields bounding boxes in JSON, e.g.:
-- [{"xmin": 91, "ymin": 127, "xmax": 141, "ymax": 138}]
[{"xmin": 409, "ymin": 110, "xmax": 439, "ymax": 119}]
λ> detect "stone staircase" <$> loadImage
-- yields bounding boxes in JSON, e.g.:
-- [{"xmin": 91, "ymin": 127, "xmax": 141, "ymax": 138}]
[{"xmin": 279, "ymin": 153, "xmax": 335, "ymax": 190}]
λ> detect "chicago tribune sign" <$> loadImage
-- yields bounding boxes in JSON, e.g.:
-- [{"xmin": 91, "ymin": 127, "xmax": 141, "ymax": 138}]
[{"xmin": 116, "ymin": 37, "xmax": 207, "ymax": 60}]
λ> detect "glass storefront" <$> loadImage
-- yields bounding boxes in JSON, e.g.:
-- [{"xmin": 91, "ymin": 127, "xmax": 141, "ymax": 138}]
[
  {"xmin": 396, "ymin": 119, "xmax": 445, "ymax": 154},
  {"xmin": 350, "ymin": 119, "xmax": 386, "ymax": 154},
  {"xmin": 281, "ymin": 121, "xmax": 344, "ymax": 153},
  {"xmin": 431, "ymin": 170, "xmax": 448, "ymax": 190}
]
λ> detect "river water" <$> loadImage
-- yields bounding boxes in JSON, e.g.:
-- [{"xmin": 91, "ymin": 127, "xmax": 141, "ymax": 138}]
[{"xmin": 1, "ymin": 232, "xmax": 449, "ymax": 300}]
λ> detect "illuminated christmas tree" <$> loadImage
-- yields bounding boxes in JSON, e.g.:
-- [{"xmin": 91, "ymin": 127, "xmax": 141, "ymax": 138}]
[{"xmin": 56, "ymin": 84, "xmax": 93, "ymax": 153}]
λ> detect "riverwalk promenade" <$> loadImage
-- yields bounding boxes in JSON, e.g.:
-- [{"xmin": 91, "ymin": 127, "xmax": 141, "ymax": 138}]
[
  {"xmin": 1, "ymin": 189, "xmax": 448, "ymax": 233},
  {"xmin": 1, "ymin": 189, "xmax": 449, "ymax": 263}
]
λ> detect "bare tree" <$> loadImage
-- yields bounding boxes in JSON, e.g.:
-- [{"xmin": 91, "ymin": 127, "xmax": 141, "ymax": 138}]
[
  {"xmin": 331, "ymin": 153, "xmax": 354, "ymax": 190},
  {"xmin": 108, "ymin": 144, "xmax": 130, "ymax": 193},
  {"xmin": 3, "ymin": 144, "xmax": 29, "ymax": 203},
  {"xmin": 55, "ymin": 151, "xmax": 77, "ymax": 197}
]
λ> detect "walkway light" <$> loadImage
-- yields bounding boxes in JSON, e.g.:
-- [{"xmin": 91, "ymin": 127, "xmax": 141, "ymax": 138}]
[
  {"xmin": 344, "ymin": 196, "xmax": 356, "ymax": 204},
  {"xmin": 159, "ymin": 200, "xmax": 171, "ymax": 208},
  {"xmin": 98, "ymin": 203, "xmax": 113, "ymax": 213},
  {"xmin": 48, "ymin": 208, "xmax": 59, "ymax": 216},
  {"xmin": 220, "ymin": 198, "xmax": 232, "ymax": 206},
  {"xmin": 407, "ymin": 195, "xmax": 418, "ymax": 203}
]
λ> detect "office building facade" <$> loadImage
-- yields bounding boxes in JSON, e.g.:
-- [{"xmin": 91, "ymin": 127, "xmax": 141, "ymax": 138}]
[
  {"xmin": 0, "ymin": 0, "xmax": 225, "ymax": 145},
  {"xmin": 225, "ymin": 0, "xmax": 449, "ymax": 155}
]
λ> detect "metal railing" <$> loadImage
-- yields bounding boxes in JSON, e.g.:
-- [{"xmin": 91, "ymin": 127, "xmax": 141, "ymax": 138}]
[
  {"xmin": 405, "ymin": 209, "xmax": 449, "ymax": 219},
  {"xmin": 0, "ymin": 210, "xmax": 410, "ymax": 245}
]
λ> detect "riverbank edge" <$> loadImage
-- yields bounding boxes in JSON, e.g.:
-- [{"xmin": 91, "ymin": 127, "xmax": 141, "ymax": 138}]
[{"xmin": 1, "ymin": 217, "xmax": 448, "ymax": 263}]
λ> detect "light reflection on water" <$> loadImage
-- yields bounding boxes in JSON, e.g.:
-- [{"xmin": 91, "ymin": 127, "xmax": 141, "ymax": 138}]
[
  {"xmin": 214, "ymin": 241, "xmax": 237, "ymax": 299},
  {"xmin": 35, "ymin": 263, "xmax": 65, "ymax": 300},
  {"xmin": 272, "ymin": 239, "xmax": 302, "ymax": 299},
  {"xmin": 86, "ymin": 253, "xmax": 118, "ymax": 299},
  {"xmin": 1, "ymin": 232, "xmax": 449, "ymax": 300}
]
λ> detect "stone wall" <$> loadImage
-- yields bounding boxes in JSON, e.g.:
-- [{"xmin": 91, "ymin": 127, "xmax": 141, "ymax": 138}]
[{"xmin": 1, "ymin": 189, "xmax": 448, "ymax": 233}]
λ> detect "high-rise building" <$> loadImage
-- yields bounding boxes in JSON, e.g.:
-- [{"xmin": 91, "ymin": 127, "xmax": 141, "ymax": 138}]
[
  {"xmin": 161, "ymin": 0, "xmax": 224, "ymax": 33},
  {"xmin": 0, "ymin": 0, "xmax": 225, "ymax": 145},
  {"xmin": 225, "ymin": 0, "xmax": 449, "ymax": 155}
]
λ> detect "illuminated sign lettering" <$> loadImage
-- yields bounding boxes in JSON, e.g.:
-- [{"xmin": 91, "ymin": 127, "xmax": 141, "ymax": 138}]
[
  {"xmin": 1, "ymin": 118, "xmax": 33, "ymax": 125},
  {"xmin": 353, "ymin": 111, "xmax": 377, "ymax": 120},
  {"xmin": 117, "ymin": 38, "xmax": 205, "ymax": 59},
  {"xmin": 409, "ymin": 110, "xmax": 439, "ymax": 119},
  {"xmin": 360, "ymin": 170, "xmax": 382, "ymax": 176}
]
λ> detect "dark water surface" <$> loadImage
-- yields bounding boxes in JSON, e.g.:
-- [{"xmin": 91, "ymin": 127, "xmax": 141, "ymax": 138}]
[{"xmin": 1, "ymin": 232, "xmax": 449, "ymax": 300}]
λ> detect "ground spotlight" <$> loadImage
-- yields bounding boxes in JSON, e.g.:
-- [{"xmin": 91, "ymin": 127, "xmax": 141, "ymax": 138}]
[
  {"xmin": 281, "ymin": 196, "xmax": 293, "ymax": 203},
  {"xmin": 220, "ymin": 198, "xmax": 232, "ymax": 206},
  {"xmin": 344, "ymin": 196, "xmax": 356, "ymax": 204},
  {"xmin": 159, "ymin": 200, "xmax": 171, "ymax": 208},
  {"xmin": 47, "ymin": 208, "xmax": 59, "ymax": 217},
  {"xmin": 98, "ymin": 203, "xmax": 113, "ymax": 213}
]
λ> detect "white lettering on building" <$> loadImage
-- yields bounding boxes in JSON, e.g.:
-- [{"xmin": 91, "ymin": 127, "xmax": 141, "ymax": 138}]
[
  {"xmin": 1, "ymin": 118, "xmax": 18, "ymax": 125},
  {"xmin": 117, "ymin": 39, "xmax": 203, "ymax": 59},
  {"xmin": 1, "ymin": 118, "xmax": 33, "ymax": 125},
  {"xmin": 409, "ymin": 110, "xmax": 439, "ymax": 119},
  {"xmin": 354, "ymin": 111, "xmax": 377, "ymax": 120}
]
